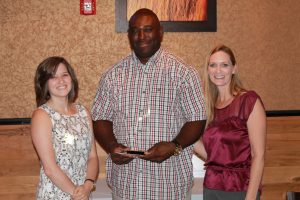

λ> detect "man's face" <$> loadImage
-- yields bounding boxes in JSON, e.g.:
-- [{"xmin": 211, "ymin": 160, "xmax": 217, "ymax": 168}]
[{"xmin": 128, "ymin": 14, "xmax": 163, "ymax": 64}]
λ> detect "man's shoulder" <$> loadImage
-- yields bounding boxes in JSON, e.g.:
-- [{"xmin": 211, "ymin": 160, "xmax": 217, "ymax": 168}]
[
  {"xmin": 160, "ymin": 49, "xmax": 184, "ymax": 63},
  {"xmin": 160, "ymin": 49, "xmax": 197, "ymax": 73},
  {"xmin": 102, "ymin": 53, "xmax": 133, "ymax": 77}
]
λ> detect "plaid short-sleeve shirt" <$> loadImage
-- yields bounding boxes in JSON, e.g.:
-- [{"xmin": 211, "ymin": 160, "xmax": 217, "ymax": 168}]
[{"xmin": 92, "ymin": 49, "xmax": 206, "ymax": 200}]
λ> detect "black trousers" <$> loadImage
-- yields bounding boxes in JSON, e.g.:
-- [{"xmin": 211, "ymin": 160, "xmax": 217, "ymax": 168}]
[{"xmin": 203, "ymin": 187, "xmax": 260, "ymax": 200}]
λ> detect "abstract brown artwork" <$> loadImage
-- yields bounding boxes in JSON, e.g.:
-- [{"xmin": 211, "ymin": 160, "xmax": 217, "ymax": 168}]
[
  {"xmin": 115, "ymin": 0, "xmax": 216, "ymax": 32},
  {"xmin": 127, "ymin": 0, "xmax": 207, "ymax": 21}
]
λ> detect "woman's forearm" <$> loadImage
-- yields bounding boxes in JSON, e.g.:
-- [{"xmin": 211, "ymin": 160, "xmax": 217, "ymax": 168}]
[{"xmin": 245, "ymin": 155, "xmax": 264, "ymax": 200}]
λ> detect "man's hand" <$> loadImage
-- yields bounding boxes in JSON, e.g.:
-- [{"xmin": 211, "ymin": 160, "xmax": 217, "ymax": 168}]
[
  {"xmin": 141, "ymin": 142, "xmax": 175, "ymax": 163},
  {"xmin": 110, "ymin": 143, "xmax": 134, "ymax": 165}
]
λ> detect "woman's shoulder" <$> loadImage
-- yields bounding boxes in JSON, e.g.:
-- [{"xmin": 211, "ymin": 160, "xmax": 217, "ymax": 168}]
[
  {"xmin": 237, "ymin": 90, "xmax": 263, "ymax": 119},
  {"xmin": 75, "ymin": 102, "xmax": 86, "ymax": 111},
  {"xmin": 75, "ymin": 103, "xmax": 91, "ymax": 117},
  {"xmin": 32, "ymin": 104, "xmax": 49, "ymax": 116},
  {"xmin": 35, "ymin": 103, "xmax": 52, "ymax": 114},
  {"xmin": 237, "ymin": 90, "xmax": 261, "ymax": 104},
  {"xmin": 31, "ymin": 106, "xmax": 51, "ymax": 125},
  {"xmin": 239, "ymin": 90, "xmax": 260, "ymax": 98}
]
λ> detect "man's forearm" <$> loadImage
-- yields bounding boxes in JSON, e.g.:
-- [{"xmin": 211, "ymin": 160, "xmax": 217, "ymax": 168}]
[
  {"xmin": 174, "ymin": 120, "xmax": 206, "ymax": 148},
  {"xmin": 93, "ymin": 120, "xmax": 118, "ymax": 153}
]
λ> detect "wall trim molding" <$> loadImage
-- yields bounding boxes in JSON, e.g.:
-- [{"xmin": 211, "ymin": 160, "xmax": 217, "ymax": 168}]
[
  {"xmin": 0, "ymin": 118, "xmax": 31, "ymax": 125},
  {"xmin": 266, "ymin": 110, "xmax": 300, "ymax": 117}
]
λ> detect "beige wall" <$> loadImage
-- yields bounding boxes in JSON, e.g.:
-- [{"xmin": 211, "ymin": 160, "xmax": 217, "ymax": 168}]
[{"xmin": 0, "ymin": 0, "xmax": 299, "ymax": 118}]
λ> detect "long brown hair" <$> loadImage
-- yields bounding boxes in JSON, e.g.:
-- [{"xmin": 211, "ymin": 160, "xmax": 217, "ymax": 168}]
[
  {"xmin": 34, "ymin": 56, "xmax": 78, "ymax": 107},
  {"xmin": 203, "ymin": 44, "xmax": 245, "ymax": 125}
]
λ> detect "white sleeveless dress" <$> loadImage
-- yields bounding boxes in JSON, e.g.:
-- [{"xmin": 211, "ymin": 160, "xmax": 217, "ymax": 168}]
[{"xmin": 36, "ymin": 103, "xmax": 93, "ymax": 200}]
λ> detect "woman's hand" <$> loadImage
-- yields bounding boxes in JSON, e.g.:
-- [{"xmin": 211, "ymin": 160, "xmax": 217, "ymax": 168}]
[{"xmin": 71, "ymin": 185, "xmax": 89, "ymax": 200}]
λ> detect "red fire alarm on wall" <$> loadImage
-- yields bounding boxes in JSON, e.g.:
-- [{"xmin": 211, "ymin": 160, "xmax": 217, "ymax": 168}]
[{"xmin": 80, "ymin": 0, "xmax": 96, "ymax": 15}]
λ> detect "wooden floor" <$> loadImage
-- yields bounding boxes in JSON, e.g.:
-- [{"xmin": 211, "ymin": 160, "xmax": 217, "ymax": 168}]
[
  {"xmin": 261, "ymin": 116, "xmax": 300, "ymax": 200},
  {"xmin": 0, "ymin": 116, "xmax": 299, "ymax": 200}
]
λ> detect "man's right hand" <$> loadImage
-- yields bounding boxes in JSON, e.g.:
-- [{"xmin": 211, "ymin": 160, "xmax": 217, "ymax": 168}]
[
  {"xmin": 110, "ymin": 143, "xmax": 134, "ymax": 165},
  {"xmin": 93, "ymin": 120, "xmax": 134, "ymax": 164}
]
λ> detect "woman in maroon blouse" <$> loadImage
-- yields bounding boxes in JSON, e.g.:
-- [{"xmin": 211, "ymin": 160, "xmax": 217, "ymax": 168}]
[{"xmin": 194, "ymin": 44, "xmax": 266, "ymax": 200}]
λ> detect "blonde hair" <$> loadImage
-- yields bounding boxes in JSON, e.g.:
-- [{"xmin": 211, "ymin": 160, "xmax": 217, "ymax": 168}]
[{"xmin": 203, "ymin": 44, "xmax": 246, "ymax": 125}]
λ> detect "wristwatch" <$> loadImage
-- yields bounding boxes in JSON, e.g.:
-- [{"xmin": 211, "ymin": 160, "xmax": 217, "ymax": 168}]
[
  {"xmin": 84, "ymin": 179, "xmax": 96, "ymax": 192},
  {"xmin": 172, "ymin": 139, "xmax": 183, "ymax": 156}
]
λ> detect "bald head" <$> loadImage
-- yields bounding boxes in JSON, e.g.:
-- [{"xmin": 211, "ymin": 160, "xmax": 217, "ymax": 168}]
[
  {"xmin": 127, "ymin": 8, "xmax": 163, "ymax": 64},
  {"xmin": 129, "ymin": 8, "xmax": 161, "ymax": 28}
]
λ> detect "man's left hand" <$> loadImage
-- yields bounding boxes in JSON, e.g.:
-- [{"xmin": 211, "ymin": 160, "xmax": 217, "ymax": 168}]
[{"xmin": 141, "ymin": 142, "xmax": 176, "ymax": 163}]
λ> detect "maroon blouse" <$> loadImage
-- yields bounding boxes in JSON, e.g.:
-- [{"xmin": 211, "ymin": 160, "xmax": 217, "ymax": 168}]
[{"xmin": 203, "ymin": 91, "xmax": 262, "ymax": 192}]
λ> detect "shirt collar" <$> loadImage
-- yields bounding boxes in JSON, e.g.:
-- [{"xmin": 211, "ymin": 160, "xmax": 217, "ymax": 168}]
[{"xmin": 131, "ymin": 48, "xmax": 163, "ymax": 66}]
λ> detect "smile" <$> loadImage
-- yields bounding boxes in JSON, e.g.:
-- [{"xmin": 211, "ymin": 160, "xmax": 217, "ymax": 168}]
[
  {"xmin": 56, "ymin": 85, "xmax": 68, "ymax": 90},
  {"xmin": 214, "ymin": 75, "xmax": 225, "ymax": 79}
]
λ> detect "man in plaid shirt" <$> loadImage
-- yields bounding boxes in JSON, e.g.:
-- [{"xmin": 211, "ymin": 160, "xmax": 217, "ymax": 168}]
[{"xmin": 92, "ymin": 8, "xmax": 206, "ymax": 200}]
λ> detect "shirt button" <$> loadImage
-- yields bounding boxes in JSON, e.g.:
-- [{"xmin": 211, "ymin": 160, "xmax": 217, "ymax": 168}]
[{"xmin": 138, "ymin": 117, "xmax": 143, "ymax": 121}]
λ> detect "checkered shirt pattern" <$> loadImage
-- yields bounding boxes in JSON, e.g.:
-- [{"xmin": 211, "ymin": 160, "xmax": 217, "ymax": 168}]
[{"xmin": 92, "ymin": 48, "xmax": 206, "ymax": 200}]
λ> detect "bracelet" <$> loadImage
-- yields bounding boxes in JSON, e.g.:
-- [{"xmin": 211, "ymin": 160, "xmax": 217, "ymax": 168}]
[
  {"xmin": 84, "ymin": 179, "xmax": 96, "ymax": 192},
  {"xmin": 84, "ymin": 179, "xmax": 95, "ymax": 184},
  {"xmin": 172, "ymin": 139, "xmax": 183, "ymax": 156}
]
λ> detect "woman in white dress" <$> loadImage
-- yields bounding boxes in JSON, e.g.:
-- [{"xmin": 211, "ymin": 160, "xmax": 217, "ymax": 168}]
[{"xmin": 31, "ymin": 56, "xmax": 99, "ymax": 200}]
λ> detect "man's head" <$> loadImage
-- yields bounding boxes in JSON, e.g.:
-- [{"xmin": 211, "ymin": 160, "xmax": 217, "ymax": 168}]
[{"xmin": 128, "ymin": 8, "xmax": 163, "ymax": 64}]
